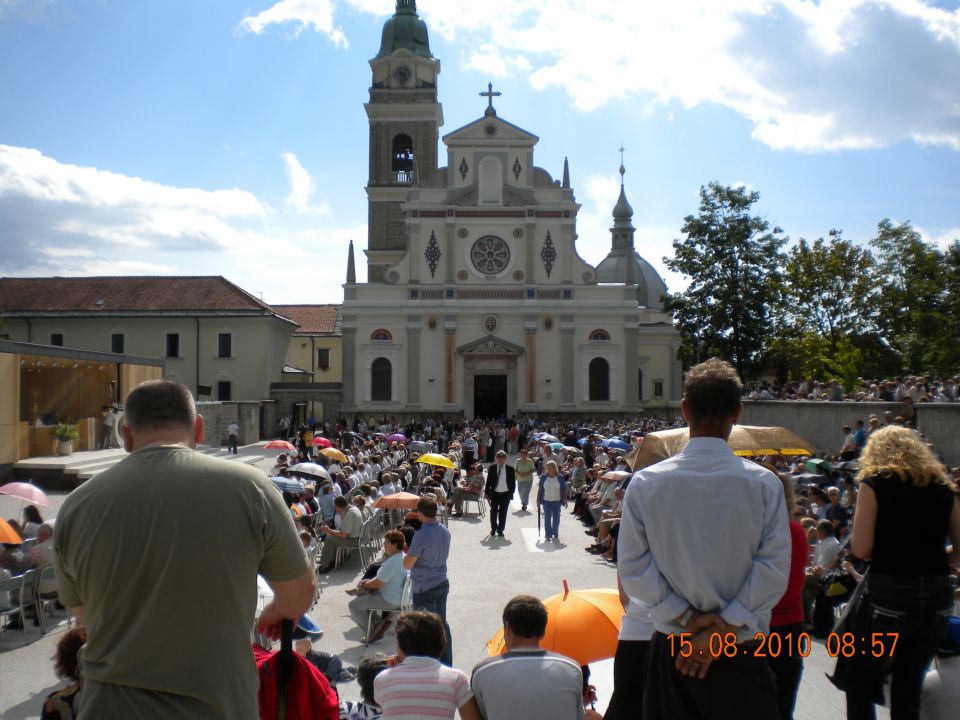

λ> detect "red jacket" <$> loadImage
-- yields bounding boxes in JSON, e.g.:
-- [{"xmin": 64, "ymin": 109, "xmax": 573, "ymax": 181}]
[
  {"xmin": 254, "ymin": 645, "xmax": 339, "ymax": 720},
  {"xmin": 771, "ymin": 521, "xmax": 809, "ymax": 627}
]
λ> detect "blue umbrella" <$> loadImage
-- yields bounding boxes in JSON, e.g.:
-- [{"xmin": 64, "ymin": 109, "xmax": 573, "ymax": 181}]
[
  {"xmin": 270, "ymin": 477, "xmax": 306, "ymax": 493},
  {"xmin": 548, "ymin": 442, "xmax": 565, "ymax": 451},
  {"xmin": 602, "ymin": 438, "xmax": 630, "ymax": 451}
]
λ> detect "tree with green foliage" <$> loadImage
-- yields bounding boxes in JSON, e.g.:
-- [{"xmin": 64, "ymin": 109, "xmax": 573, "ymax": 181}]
[
  {"xmin": 765, "ymin": 230, "xmax": 888, "ymax": 385},
  {"xmin": 663, "ymin": 182, "xmax": 786, "ymax": 377},
  {"xmin": 870, "ymin": 219, "xmax": 950, "ymax": 373},
  {"xmin": 778, "ymin": 230, "xmax": 878, "ymax": 346}
]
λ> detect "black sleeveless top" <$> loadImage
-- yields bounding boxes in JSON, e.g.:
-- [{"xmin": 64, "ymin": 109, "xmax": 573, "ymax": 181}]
[{"xmin": 862, "ymin": 473, "xmax": 954, "ymax": 576}]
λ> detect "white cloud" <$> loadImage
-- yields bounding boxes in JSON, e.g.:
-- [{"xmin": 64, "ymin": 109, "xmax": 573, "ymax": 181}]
[
  {"xmin": 0, "ymin": 145, "xmax": 363, "ymax": 303},
  {"xmin": 918, "ymin": 224, "xmax": 960, "ymax": 249},
  {"xmin": 283, "ymin": 152, "xmax": 329, "ymax": 215},
  {"xmin": 240, "ymin": 0, "xmax": 960, "ymax": 153},
  {"xmin": 238, "ymin": 0, "xmax": 347, "ymax": 47}
]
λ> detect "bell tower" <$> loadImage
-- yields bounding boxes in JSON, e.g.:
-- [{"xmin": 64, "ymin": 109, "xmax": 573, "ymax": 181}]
[{"xmin": 365, "ymin": 0, "xmax": 443, "ymax": 282}]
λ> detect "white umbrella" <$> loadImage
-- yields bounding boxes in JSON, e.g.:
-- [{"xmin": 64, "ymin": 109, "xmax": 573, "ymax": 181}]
[{"xmin": 288, "ymin": 463, "xmax": 331, "ymax": 480}]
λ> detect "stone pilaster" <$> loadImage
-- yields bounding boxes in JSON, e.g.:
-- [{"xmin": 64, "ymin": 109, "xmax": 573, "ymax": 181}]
[{"xmin": 406, "ymin": 316, "xmax": 421, "ymax": 408}]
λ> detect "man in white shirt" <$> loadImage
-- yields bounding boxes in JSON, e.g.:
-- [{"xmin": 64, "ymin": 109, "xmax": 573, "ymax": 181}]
[
  {"xmin": 606, "ymin": 574, "xmax": 654, "ymax": 720},
  {"xmin": 380, "ymin": 472, "xmax": 398, "ymax": 496},
  {"xmin": 318, "ymin": 496, "xmax": 364, "ymax": 572},
  {"xmin": 226, "ymin": 421, "xmax": 240, "ymax": 455},
  {"xmin": 617, "ymin": 358, "xmax": 789, "ymax": 719},
  {"xmin": 471, "ymin": 596, "xmax": 583, "ymax": 720},
  {"xmin": 802, "ymin": 520, "xmax": 842, "ymax": 626},
  {"xmin": 839, "ymin": 425, "xmax": 857, "ymax": 461}
]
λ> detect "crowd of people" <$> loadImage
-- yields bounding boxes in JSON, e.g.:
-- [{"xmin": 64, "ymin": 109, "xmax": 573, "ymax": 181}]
[
  {"xmin": 745, "ymin": 374, "xmax": 960, "ymax": 405},
  {"xmin": 4, "ymin": 370, "xmax": 959, "ymax": 720}
]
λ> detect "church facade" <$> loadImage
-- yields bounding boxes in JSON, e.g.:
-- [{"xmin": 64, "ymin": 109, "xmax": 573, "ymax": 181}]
[{"xmin": 340, "ymin": 0, "xmax": 681, "ymax": 420}]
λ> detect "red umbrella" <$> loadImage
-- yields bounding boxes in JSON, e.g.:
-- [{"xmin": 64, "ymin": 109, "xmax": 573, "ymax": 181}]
[
  {"xmin": 0, "ymin": 482, "xmax": 51, "ymax": 508},
  {"xmin": 264, "ymin": 440, "xmax": 297, "ymax": 451},
  {"xmin": 311, "ymin": 437, "xmax": 333, "ymax": 448}
]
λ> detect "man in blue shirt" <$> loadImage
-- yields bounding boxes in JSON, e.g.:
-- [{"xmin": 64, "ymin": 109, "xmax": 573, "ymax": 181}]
[
  {"xmin": 618, "ymin": 358, "xmax": 790, "ymax": 719},
  {"xmin": 403, "ymin": 496, "xmax": 453, "ymax": 666}
]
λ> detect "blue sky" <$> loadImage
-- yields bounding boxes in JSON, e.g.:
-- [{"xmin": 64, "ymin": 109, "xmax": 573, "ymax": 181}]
[{"xmin": 0, "ymin": 0, "xmax": 958, "ymax": 304}]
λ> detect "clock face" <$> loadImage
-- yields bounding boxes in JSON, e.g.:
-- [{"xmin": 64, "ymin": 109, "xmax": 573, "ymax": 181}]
[
  {"xmin": 393, "ymin": 65, "xmax": 411, "ymax": 85},
  {"xmin": 470, "ymin": 236, "xmax": 511, "ymax": 275}
]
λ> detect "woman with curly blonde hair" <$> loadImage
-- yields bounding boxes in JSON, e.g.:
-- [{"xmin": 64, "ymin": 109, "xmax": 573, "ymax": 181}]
[{"xmin": 839, "ymin": 426, "xmax": 960, "ymax": 720}]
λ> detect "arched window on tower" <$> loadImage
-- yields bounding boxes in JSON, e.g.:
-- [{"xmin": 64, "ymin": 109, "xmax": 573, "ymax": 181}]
[
  {"xmin": 371, "ymin": 357, "xmax": 393, "ymax": 402},
  {"xmin": 588, "ymin": 329, "xmax": 611, "ymax": 342},
  {"xmin": 371, "ymin": 329, "xmax": 393, "ymax": 342},
  {"xmin": 589, "ymin": 358, "xmax": 610, "ymax": 401},
  {"xmin": 392, "ymin": 134, "xmax": 414, "ymax": 184}
]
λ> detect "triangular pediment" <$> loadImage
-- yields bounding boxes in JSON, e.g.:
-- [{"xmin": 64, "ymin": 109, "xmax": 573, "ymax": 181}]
[
  {"xmin": 445, "ymin": 184, "xmax": 538, "ymax": 207},
  {"xmin": 443, "ymin": 114, "xmax": 539, "ymax": 146},
  {"xmin": 457, "ymin": 334, "xmax": 526, "ymax": 356}
]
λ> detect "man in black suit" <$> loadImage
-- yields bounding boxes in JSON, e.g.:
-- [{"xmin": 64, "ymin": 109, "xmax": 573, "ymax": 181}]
[{"xmin": 484, "ymin": 449, "xmax": 516, "ymax": 537}]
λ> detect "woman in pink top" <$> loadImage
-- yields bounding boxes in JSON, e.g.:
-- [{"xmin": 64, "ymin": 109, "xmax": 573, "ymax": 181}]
[{"xmin": 374, "ymin": 611, "xmax": 481, "ymax": 720}]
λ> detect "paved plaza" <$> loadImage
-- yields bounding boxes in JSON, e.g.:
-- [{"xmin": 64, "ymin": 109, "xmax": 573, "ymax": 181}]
[{"xmin": 0, "ymin": 446, "xmax": 888, "ymax": 719}]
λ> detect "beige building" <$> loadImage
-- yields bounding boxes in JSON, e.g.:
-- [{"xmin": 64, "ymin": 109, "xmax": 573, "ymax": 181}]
[
  {"xmin": 340, "ymin": 1, "xmax": 681, "ymax": 420},
  {"xmin": 0, "ymin": 276, "xmax": 297, "ymax": 404},
  {"xmin": 270, "ymin": 305, "xmax": 343, "ymax": 426}
]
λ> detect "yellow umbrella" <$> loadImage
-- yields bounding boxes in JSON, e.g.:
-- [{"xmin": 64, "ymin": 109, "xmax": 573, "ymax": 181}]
[
  {"xmin": 415, "ymin": 453, "xmax": 456, "ymax": 470},
  {"xmin": 486, "ymin": 581, "xmax": 623, "ymax": 665},
  {"xmin": 0, "ymin": 517, "xmax": 23, "ymax": 545},
  {"xmin": 628, "ymin": 425, "xmax": 814, "ymax": 471},
  {"xmin": 319, "ymin": 447, "xmax": 349, "ymax": 464}
]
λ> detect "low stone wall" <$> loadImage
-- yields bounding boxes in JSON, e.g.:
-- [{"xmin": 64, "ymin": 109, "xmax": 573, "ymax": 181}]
[
  {"xmin": 196, "ymin": 401, "xmax": 262, "ymax": 447},
  {"xmin": 739, "ymin": 401, "xmax": 960, "ymax": 466}
]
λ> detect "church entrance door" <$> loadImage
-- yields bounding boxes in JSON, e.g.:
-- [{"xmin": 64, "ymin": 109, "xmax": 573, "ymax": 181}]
[{"xmin": 474, "ymin": 375, "xmax": 507, "ymax": 419}]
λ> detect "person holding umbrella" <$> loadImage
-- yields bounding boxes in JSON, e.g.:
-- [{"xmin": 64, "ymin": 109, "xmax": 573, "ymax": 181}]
[{"xmin": 537, "ymin": 460, "xmax": 568, "ymax": 542}]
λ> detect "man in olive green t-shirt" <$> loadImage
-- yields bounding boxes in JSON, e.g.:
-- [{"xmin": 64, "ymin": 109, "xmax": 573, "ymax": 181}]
[{"xmin": 54, "ymin": 380, "xmax": 316, "ymax": 719}]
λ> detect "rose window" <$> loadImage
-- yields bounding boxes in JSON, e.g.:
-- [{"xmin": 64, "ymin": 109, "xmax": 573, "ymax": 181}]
[{"xmin": 470, "ymin": 236, "xmax": 510, "ymax": 275}]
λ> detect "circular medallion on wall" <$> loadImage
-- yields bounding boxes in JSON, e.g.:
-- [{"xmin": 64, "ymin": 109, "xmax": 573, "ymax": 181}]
[
  {"xmin": 470, "ymin": 235, "xmax": 511, "ymax": 275},
  {"xmin": 513, "ymin": 228, "xmax": 524, "ymax": 239},
  {"xmin": 484, "ymin": 123, "xmax": 497, "ymax": 137},
  {"xmin": 457, "ymin": 270, "xmax": 468, "ymax": 281},
  {"xmin": 393, "ymin": 65, "xmax": 411, "ymax": 85},
  {"xmin": 457, "ymin": 227, "xmax": 469, "ymax": 239},
  {"xmin": 513, "ymin": 270, "xmax": 524, "ymax": 282},
  {"xmin": 482, "ymin": 314, "xmax": 499, "ymax": 334}
]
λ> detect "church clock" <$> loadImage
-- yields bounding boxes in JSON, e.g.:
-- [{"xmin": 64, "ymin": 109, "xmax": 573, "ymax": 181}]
[{"xmin": 393, "ymin": 65, "xmax": 411, "ymax": 85}]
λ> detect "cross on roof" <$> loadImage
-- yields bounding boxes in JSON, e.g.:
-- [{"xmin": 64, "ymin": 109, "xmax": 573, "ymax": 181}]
[{"xmin": 480, "ymin": 82, "xmax": 501, "ymax": 116}]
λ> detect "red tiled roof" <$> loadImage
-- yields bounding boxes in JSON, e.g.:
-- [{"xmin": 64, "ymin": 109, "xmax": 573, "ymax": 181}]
[
  {"xmin": 0, "ymin": 276, "xmax": 280, "ymax": 314},
  {"xmin": 272, "ymin": 305, "xmax": 340, "ymax": 334}
]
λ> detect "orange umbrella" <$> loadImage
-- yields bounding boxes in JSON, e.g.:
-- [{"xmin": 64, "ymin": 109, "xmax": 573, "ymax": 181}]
[
  {"xmin": 320, "ymin": 448, "xmax": 349, "ymax": 464},
  {"xmin": 486, "ymin": 581, "xmax": 623, "ymax": 665},
  {"xmin": 263, "ymin": 440, "xmax": 297, "ymax": 451},
  {"xmin": 372, "ymin": 492, "xmax": 421, "ymax": 511},
  {"xmin": 0, "ymin": 517, "xmax": 23, "ymax": 545}
]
